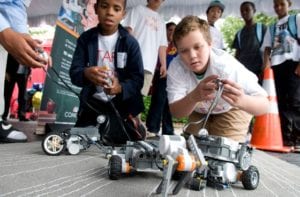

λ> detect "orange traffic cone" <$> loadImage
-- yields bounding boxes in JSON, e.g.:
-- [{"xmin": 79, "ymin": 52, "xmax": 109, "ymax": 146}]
[{"xmin": 251, "ymin": 68, "xmax": 292, "ymax": 152}]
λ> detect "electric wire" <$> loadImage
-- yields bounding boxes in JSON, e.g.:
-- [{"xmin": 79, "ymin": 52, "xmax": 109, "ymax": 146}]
[
  {"xmin": 42, "ymin": 66, "xmax": 132, "ymax": 143},
  {"xmin": 183, "ymin": 79, "xmax": 224, "ymax": 133}
]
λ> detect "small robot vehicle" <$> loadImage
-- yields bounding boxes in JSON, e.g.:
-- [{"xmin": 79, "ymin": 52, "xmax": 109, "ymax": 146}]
[
  {"xmin": 41, "ymin": 92, "xmax": 145, "ymax": 156},
  {"xmin": 41, "ymin": 100, "xmax": 145, "ymax": 156},
  {"xmin": 189, "ymin": 133, "xmax": 259, "ymax": 190},
  {"xmin": 185, "ymin": 78, "xmax": 260, "ymax": 190},
  {"xmin": 41, "ymin": 115, "xmax": 112, "ymax": 156},
  {"xmin": 108, "ymin": 134, "xmax": 207, "ymax": 196}
]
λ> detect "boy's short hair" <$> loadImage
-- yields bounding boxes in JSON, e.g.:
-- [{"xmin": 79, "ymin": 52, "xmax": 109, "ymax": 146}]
[
  {"xmin": 240, "ymin": 1, "xmax": 256, "ymax": 12},
  {"xmin": 173, "ymin": 16, "xmax": 212, "ymax": 47},
  {"xmin": 95, "ymin": 0, "xmax": 127, "ymax": 10},
  {"xmin": 206, "ymin": 0, "xmax": 225, "ymax": 14},
  {"xmin": 273, "ymin": 0, "xmax": 292, "ymax": 6},
  {"xmin": 166, "ymin": 22, "xmax": 176, "ymax": 29}
]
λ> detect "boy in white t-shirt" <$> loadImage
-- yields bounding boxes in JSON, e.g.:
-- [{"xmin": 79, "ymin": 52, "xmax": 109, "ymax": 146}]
[
  {"xmin": 70, "ymin": 0, "xmax": 145, "ymax": 144},
  {"xmin": 167, "ymin": 16, "xmax": 268, "ymax": 142},
  {"xmin": 262, "ymin": 0, "xmax": 300, "ymax": 149},
  {"xmin": 122, "ymin": 0, "xmax": 168, "ymax": 96},
  {"xmin": 206, "ymin": 0, "xmax": 225, "ymax": 49}
]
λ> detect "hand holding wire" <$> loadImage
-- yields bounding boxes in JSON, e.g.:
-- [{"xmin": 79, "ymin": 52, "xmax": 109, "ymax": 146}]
[
  {"xmin": 220, "ymin": 79, "xmax": 245, "ymax": 108},
  {"xmin": 190, "ymin": 75, "xmax": 219, "ymax": 102}
]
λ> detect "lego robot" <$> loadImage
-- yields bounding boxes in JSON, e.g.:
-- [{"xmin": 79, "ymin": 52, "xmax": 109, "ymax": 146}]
[
  {"xmin": 41, "ymin": 115, "xmax": 113, "ymax": 156},
  {"xmin": 183, "ymin": 79, "xmax": 260, "ymax": 190},
  {"xmin": 189, "ymin": 133, "xmax": 259, "ymax": 190},
  {"xmin": 107, "ymin": 134, "xmax": 207, "ymax": 197}
]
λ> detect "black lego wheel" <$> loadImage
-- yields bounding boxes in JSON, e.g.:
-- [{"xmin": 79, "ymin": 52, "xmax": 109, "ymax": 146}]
[
  {"xmin": 189, "ymin": 177, "xmax": 207, "ymax": 191},
  {"xmin": 41, "ymin": 131, "xmax": 66, "ymax": 156},
  {"xmin": 108, "ymin": 155, "xmax": 122, "ymax": 180},
  {"xmin": 241, "ymin": 165, "xmax": 260, "ymax": 190}
]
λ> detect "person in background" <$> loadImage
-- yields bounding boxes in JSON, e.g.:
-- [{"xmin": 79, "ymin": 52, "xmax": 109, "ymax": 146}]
[
  {"xmin": 232, "ymin": 1, "xmax": 266, "ymax": 81},
  {"xmin": 80, "ymin": 0, "xmax": 99, "ymax": 30},
  {"xmin": 146, "ymin": 22, "xmax": 176, "ymax": 136},
  {"xmin": 70, "ymin": 0, "xmax": 144, "ymax": 143},
  {"xmin": 3, "ymin": 54, "xmax": 31, "ymax": 122},
  {"xmin": 0, "ymin": 0, "xmax": 49, "ymax": 143},
  {"xmin": 122, "ymin": 0, "xmax": 168, "ymax": 96},
  {"xmin": 261, "ymin": 0, "xmax": 300, "ymax": 150},
  {"xmin": 167, "ymin": 16, "xmax": 269, "ymax": 142},
  {"xmin": 206, "ymin": 0, "xmax": 225, "ymax": 49}
]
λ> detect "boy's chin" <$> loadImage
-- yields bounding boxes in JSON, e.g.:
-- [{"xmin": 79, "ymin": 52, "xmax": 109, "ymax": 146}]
[{"xmin": 191, "ymin": 65, "xmax": 204, "ymax": 73}]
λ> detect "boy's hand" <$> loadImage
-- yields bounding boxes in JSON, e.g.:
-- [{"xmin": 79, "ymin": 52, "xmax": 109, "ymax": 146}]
[
  {"xmin": 221, "ymin": 79, "xmax": 245, "ymax": 108},
  {"xmin": 84, "ymin": 66, "xmax": 110, "ymax": 86},
  {"xmin": 160, "ymin": 65, "xmax": 167, "ymax": 78},
  {"xmin": 104, "ymin": 76, "xmax": 122, "ymax": 95},
  {"xmin": 190, "ymin": 75, "xmax": 219, "ymax": 102}
]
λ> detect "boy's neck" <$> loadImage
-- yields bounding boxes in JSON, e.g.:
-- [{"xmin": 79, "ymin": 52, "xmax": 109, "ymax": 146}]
[
  {"xmin": 146, "ymin": 4, "xmax": 159, "ymax": 11},
  {"xmin": 278, "ymin": 13, "xmax": 288, "ymax": 19},
  {"xmin": 208, "ymin": 20, "xmax": 216, "ymax": 26},
  {"xmin": 244, "ymin": 19, "xmax": 255, "ymax": 27},
  {"xmin": 98, "ymin": 25, "xmax": 119, "ymax": 36}
]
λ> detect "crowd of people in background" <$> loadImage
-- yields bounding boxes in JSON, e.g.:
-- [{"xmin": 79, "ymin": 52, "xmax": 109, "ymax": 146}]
[
  {"xmin": 0, "ymin": 0, "xmax": 299, "ymax": 151},
  {"xmin": 146, "ymin": 21, "xmax": 177, "ymax": 136}
]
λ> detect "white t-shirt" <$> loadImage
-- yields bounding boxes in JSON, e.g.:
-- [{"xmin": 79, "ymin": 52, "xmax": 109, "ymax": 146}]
[
  {"xmin": 122, "ymin": 5, "xmax": 168, "ymax": 74},
  {"xmin": 97, "ymin": 31, "xmax": 118, "ymax": 69},
  {"xmin": 261, "ymin": 14, "xmax": 300, "ymax": 66},
  {"xmin": 167, "ymin": 48, "xmax": 267, "ymax": 114},
  {"xmin": 93, "ymin": 31, "xmax": 119, "ymax": 101},
  {"xmin": 210, "ymin": 26, "xmax": 225, "ymax": 49}
]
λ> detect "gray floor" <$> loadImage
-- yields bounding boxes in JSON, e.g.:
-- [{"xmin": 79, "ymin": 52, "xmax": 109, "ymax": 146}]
[
  {"xmin": 1, "ymin": 120, "xmax": 300, "ymax": 196},
  {"xmin": 267, "ymin": 151, "xmax": 300, "ymax": 167},
  {"xmin": 0, "ymin": 141, "xmax": 300, "ymax": 197}
]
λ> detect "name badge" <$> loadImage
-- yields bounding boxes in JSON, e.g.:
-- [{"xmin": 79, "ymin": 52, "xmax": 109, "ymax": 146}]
[{"xmin": 117, "ymin": 52, "xmax": 127, "ymax": 68}]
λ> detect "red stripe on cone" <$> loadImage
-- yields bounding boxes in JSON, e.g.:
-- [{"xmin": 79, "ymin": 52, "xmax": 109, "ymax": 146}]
[{"xmin": 263, "ymin": 67, "xmax": 273, "ymax": 79}]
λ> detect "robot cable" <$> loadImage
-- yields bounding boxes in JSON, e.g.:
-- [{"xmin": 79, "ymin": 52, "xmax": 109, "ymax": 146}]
[
  {"xmin": 42, "ymin": 66, "xmax": 133, "ymax": 142},
  {"xmin": 183, "ymin": 79, "xmax": 224, "ymax": 133}
]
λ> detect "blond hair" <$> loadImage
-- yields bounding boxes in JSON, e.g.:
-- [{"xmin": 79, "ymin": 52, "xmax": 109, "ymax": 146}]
[{"xmin": 173, "ymin": 16, "xmax": 212, "ymax": 47}]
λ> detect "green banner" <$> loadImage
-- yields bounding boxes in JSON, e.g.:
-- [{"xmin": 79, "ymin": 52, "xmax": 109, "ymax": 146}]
[
  {"xmin": 40, "ymin": 1, "xmax": 98, "ymax": 124},
  {"xmin": 40, "ymin": 25, "xmax": 80, "ymax": 123}
]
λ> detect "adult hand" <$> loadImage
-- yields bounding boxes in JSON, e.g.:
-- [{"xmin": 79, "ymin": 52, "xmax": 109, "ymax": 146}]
[{"xmin": 0, "ymin": 28, "xmax": 48, "ymax": 68}]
